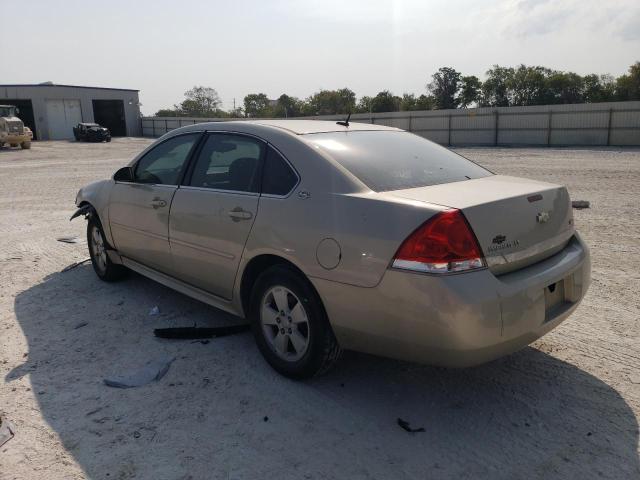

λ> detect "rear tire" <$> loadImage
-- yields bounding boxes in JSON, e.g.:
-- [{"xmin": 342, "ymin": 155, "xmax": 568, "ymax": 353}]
[
  {"xmin": 87, "ymin": 217, "xmax": 127, "ymax": 282},
  {"xmin": 250, "ymin": 265, "xmax": 341, "ymax": 379}
]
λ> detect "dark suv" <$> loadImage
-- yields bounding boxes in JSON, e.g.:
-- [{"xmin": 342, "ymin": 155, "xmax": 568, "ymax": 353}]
[{"xmin": 73, "ymin": 123, "xmax": 111, "ymax": 142}]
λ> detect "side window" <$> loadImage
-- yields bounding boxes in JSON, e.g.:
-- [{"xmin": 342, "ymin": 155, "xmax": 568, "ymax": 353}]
[
  {"xmin": 134, "ymin": 133, "xmax": 199, "ymax": 185},
  {"xmin": 261, "ymin": 147, "xmax": 298, "ymax": 196},
  {"xmin": 189, "ymin": 134, "xmax": 264, "ymax": 193}
]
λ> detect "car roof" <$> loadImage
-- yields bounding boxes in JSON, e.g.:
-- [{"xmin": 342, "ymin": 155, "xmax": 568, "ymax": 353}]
[
  {"xmin": 79, "ymin": 122, "xmax": 100, "ymax": 126},
  {"xmin": 183, "ymin": 119, "xmax": 402, "ymax": 135}
]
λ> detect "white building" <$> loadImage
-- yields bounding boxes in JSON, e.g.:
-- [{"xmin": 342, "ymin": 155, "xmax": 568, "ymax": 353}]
[{"xmin": 0, "ymin": 83, "xmax": 141, "ymax": 140}]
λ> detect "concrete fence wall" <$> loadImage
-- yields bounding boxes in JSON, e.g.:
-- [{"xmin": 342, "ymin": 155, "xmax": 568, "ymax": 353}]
[{"xmin": 141, "ymin": 101, "xmax": 640, "ymax": 146}]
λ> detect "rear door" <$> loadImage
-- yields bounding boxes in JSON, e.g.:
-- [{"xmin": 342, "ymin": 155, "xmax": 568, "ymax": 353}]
[
  {"xmin": 169, "ymin": 133, "xmax": 264, "ymax": 299},
  {"xmin": 109, "ymin": 133, "xmax": 201, "ymax": 274}
]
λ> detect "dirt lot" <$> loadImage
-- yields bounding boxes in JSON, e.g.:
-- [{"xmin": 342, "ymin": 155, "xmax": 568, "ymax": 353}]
[{"xmin": 1, "ymin": 139, "xmax": 639, "ymax": 480}]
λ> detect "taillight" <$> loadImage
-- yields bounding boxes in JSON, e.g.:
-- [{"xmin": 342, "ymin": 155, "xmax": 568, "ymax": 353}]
[{"xmin": 392, "ymin": 209, "xmax": 485, "ymax": 274}]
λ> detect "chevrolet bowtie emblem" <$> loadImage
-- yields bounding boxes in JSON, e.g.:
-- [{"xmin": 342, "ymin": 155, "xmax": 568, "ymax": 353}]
[{"xmin": 536, "ymin": 211, "xmax": 550, "ymax": 223}]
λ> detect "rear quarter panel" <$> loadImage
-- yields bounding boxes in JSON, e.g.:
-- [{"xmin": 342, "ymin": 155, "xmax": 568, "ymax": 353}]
[{"xmin": 244, "ymin": 188, "xmax": 445, "ymax": 288}]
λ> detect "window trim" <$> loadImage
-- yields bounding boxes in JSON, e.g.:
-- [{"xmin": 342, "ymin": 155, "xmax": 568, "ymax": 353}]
[{"xmin": 116, "ymin": 132, "xmax": 204, "ymax": 186}]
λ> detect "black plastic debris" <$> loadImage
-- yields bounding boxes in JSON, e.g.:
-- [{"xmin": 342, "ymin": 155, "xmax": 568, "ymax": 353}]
[
  {"xmin": 104, "ymin": 356, "xmax": 175, "ymax": 388},
  {"xmin": 154, "ymin": 324, "xmax": 250, "ymax": 340},
  {"xmin": 74, "ymin": 322, "xmax": 89, "ymax": 330},
  {"xmin": 61, "ymin": 258, "xmax": 91, "ymax": 272},
  {"xmin": 572, "ymin": 200, "xmax": 590, "ymax": 209},
  {"xmin": 57, "ymin": 236, "xmax": 80, "ymax": 244},
  {"xmin": 0, "ymin": 416, "xmax": 15, "ymax": 447},
  {"xmin": 397, "ymin": 418, "xmax": 425, "ymax": 433}
]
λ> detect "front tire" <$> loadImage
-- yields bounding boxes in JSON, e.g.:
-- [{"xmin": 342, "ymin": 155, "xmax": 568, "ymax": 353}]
[
  {"xmin": 250, "ymin": 265, "xmax": 342, "ymax": 379},
  {"xmin": 20, "ymin": 141, "xmax": 31, "ymax": 149},
  {"xmin": 87, "ymin": 217, "xmax": 126, "ymax": 282}
]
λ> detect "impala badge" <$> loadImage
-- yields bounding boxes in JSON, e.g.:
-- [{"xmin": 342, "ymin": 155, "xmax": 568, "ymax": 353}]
[{"xmin": 536, "ymin": 211, "xmax": 550, "ymax": 223}]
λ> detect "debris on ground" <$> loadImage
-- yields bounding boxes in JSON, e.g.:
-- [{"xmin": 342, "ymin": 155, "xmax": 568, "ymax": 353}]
[
  {"xmin": 56, "ymin": 236, "xmax": 80, "ymax": 244},
  {"xmin": 61, "ymin": 258, "xmax": 91, "ymax": 272},
  {"xmin": 572, "ymin": 200, "xmax": 590, "ymax": 209},
  {"xmin": 103, "ymin": 356, "xmax": 175, "ymax": 389},
  {"xmin": 397, "ymin": 418, "xmax": 425, "ymax": 433},
  {"xmin": 0, "ymin": 416, "xmax": 16, "ymax": 447},
  {"xmin": 74, "ymin": 322, "xmax": 88, "ymax": 330},
  {"xmin": 148, "ymin": 306, "xmax": 160, "ymax": 316},
  {"xmin": 154, "ymin": 325, "xmax": 250, "ymax": 340}
]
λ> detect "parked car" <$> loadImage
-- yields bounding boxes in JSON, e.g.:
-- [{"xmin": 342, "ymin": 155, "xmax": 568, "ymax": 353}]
[
  {"xmin": 72, "ymin": 120, "xmax": 590, "ymax": 378},
  {"xmin": 73, "ymin": 122, "xmax": 111, "ymax": 142}
]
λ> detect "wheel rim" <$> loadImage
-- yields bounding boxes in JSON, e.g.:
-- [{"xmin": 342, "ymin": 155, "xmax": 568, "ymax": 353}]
[
  {"xmin": 260, "ymin": 286, "xmax": 310, "ymax": 362},
  {"xmin": 90, "ymin": 225, "xmax": 108, "ymax": 274}
]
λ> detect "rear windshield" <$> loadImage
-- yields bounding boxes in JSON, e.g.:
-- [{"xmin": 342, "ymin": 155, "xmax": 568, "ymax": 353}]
[{"xmin": 306, "ymin": 131, "xmax": 492, "ymax": 192}]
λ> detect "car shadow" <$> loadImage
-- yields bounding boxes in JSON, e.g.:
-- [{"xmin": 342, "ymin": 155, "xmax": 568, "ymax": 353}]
[{"xmin": 8, "ymin": 265, "xmax": 639, "ymax": 479}]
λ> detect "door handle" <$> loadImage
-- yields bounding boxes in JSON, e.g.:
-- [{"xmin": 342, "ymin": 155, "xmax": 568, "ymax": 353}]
[
  {"xmin": 150, "ymin": 198, "xmax": 167, "ymax": 209},
  {"xmin": 228, "ymin": 208, "xmax": 253, "ymax": 221}
]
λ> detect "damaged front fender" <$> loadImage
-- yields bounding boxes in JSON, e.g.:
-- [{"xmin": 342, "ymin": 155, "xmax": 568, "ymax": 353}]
[{"xmin": 70, "ymin": 204, "xmax": 93, "ymax": 221}]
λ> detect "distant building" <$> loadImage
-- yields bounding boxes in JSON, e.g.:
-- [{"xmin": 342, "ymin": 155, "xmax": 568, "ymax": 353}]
[{"xmin": 0, "ymin": 83, "xmax": 141, "ymax": 140}]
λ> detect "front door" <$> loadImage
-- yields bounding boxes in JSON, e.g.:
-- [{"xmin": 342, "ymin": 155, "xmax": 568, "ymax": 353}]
[
  {"xmin": 109, "ymin": 133, "xmax": 201, "ymax": 273},
  {"xmin": 169, "ymin": 133, "xmax": 264, "ymax": 299}
]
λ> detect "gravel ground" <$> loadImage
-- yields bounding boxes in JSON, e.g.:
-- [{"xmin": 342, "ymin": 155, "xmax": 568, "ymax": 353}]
[{"xmin": 0, "ymin": 139, "xmax": 639, "ymax": 480}]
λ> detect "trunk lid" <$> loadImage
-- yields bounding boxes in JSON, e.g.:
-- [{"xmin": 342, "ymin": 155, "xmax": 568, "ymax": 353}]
[{"xmin": 390, "ymin": 175, "xmax": 575, "ymax": 275}]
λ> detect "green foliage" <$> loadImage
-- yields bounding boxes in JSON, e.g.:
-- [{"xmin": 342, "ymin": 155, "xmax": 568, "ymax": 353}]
[
  {"xmin": 243, "ymin": 93, "xmax": 272, "ymax": 118},
  {"xmin": 459, "ymin": 76, "xmax": 482, "ymax": 108},
  {"xmin": 154, "ymin": 62, "xmax": 640, "ymax": 118},
  {"xmin": 428, "ymin": 67, "xmax": 462, "ymax": 109},
  {"xmin": 481, "ymin": 65, "xmax": 514, "ymax": 107},
  {"xmin": 615, "ymin": 62, "xmax": 640, "ymax": 101},
  {"xmin": 304, "ymin": 88, "xmax": 356, "ymax": 115}
]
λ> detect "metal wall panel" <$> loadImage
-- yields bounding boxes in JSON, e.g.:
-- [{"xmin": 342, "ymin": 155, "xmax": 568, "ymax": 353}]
[
  {"xmin": 142, "ymin": 101, "xmax": 640, "ymax": 146},
  {"xmin": 0, "ymin": 85, "xmax": 141, "ymax": 140}
]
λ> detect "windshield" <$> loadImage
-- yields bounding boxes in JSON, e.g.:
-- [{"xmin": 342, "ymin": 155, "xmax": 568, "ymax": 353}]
[
  {"xmin": 306, "ymin": 130, "xmax": 492, "ymax": 192},
  {"xmin": 0, "ymin": 107, "xmax": 16, "ymax": 117}
]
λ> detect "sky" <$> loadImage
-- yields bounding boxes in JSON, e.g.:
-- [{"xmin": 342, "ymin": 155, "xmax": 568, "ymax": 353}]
[{"xmin": 4, "ymin": 0, "xmax": 639, "ymax": 115}]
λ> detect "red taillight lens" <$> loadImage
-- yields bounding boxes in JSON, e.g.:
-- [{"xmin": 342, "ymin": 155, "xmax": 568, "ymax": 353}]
[{"xmin": 392, "ymin": 209, "xmax": 485, "ymax": 274}]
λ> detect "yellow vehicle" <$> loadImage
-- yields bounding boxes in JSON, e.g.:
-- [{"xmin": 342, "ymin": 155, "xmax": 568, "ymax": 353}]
[{"xmin": 0, "ymin": 105, "xmax": 32, "ymax": 149}]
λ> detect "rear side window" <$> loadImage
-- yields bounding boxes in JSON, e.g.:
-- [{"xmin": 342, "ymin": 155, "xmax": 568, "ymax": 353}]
[
  {"xmin": 261, "ymin": 147, "xmax": 298, "ymax": 196},
  {"xmin": 306, "ymin": 131, "xmax": 491, "ymax": 192}
]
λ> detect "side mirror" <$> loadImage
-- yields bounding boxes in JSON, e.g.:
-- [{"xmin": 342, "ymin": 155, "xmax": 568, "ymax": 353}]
[
  {"xmin": 15, "ymin": 108, "xmax": 20, "ymax": 114},
  {"xmin": 114, "ymin": 166, "xmax": 134, "ymax": 182}
]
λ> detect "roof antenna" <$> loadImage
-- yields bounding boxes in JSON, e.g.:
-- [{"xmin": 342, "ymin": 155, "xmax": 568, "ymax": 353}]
[{"xmin": 336, "ymin": 111, "xmax": 351, "ymax": 127}]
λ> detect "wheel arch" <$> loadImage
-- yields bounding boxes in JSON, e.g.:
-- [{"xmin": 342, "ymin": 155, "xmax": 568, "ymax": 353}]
[{"xmin": 239, "ymin": 254, "xmax": 325, "ymax": 319}]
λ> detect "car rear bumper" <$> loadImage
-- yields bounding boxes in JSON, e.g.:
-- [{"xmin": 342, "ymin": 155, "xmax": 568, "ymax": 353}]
[{"xmin": 312, "ymin": 232, "xmax": 590, "ymax": 367}]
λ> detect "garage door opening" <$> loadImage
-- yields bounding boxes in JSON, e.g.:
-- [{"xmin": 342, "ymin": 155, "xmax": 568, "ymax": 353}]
[
  {"xmin": 0, "ymin": 99, "xmax": 37, "ymax": 140},
  {"xmin": 92, "ymin": 100, "xmax": 127, "ymax": 136}
]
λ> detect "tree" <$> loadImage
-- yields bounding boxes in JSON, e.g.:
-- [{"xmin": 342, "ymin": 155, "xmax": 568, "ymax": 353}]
[
  {"xmin": 546, "ymin": 71, "xmax": 584, "ymax": 104},
  {"xmin": 583, "ymin": 74, "xmax": 616, "ymax": 103},
  {"xmin": 272, "ymin": 94, "xmax": 304, "ymax": 117},
  {"xmin": 243, "ymin": 93, "xmax": 272, "ymax": 117},
  {"xmin": 355, "ymin": 95, "xmax": 373, "ymax": 114},
  {"xmin": 370, "ymin": 90, "xmax": 401, "ymax": 113},
  {"xmin": 181, "ymin": 86, "xmax": 222, "ymax": 116},
  {"xmin": 428, "ymin": 67, "xmax": 462, "ymax": 109},
  {"xmin": 305, "ymin": 88, "xmax": 356, "ymax": 115},
  {"xmin": 459, "ymin": 75, "xmax": 482, "ymax": 108},
  {"xmin": 481, "ymin": 65, "xmax": 514, "ymax": 107},
  {"xmin": 616, "ymin": 61, "xmax": 640, "ymax": 101},
  {"xmin": 506, "ymin": 65, "xmax": 550, "ymax": 106},
  {"xmin": 154, "ymin": 108, "xmax": 179, "ymax": 117}
]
